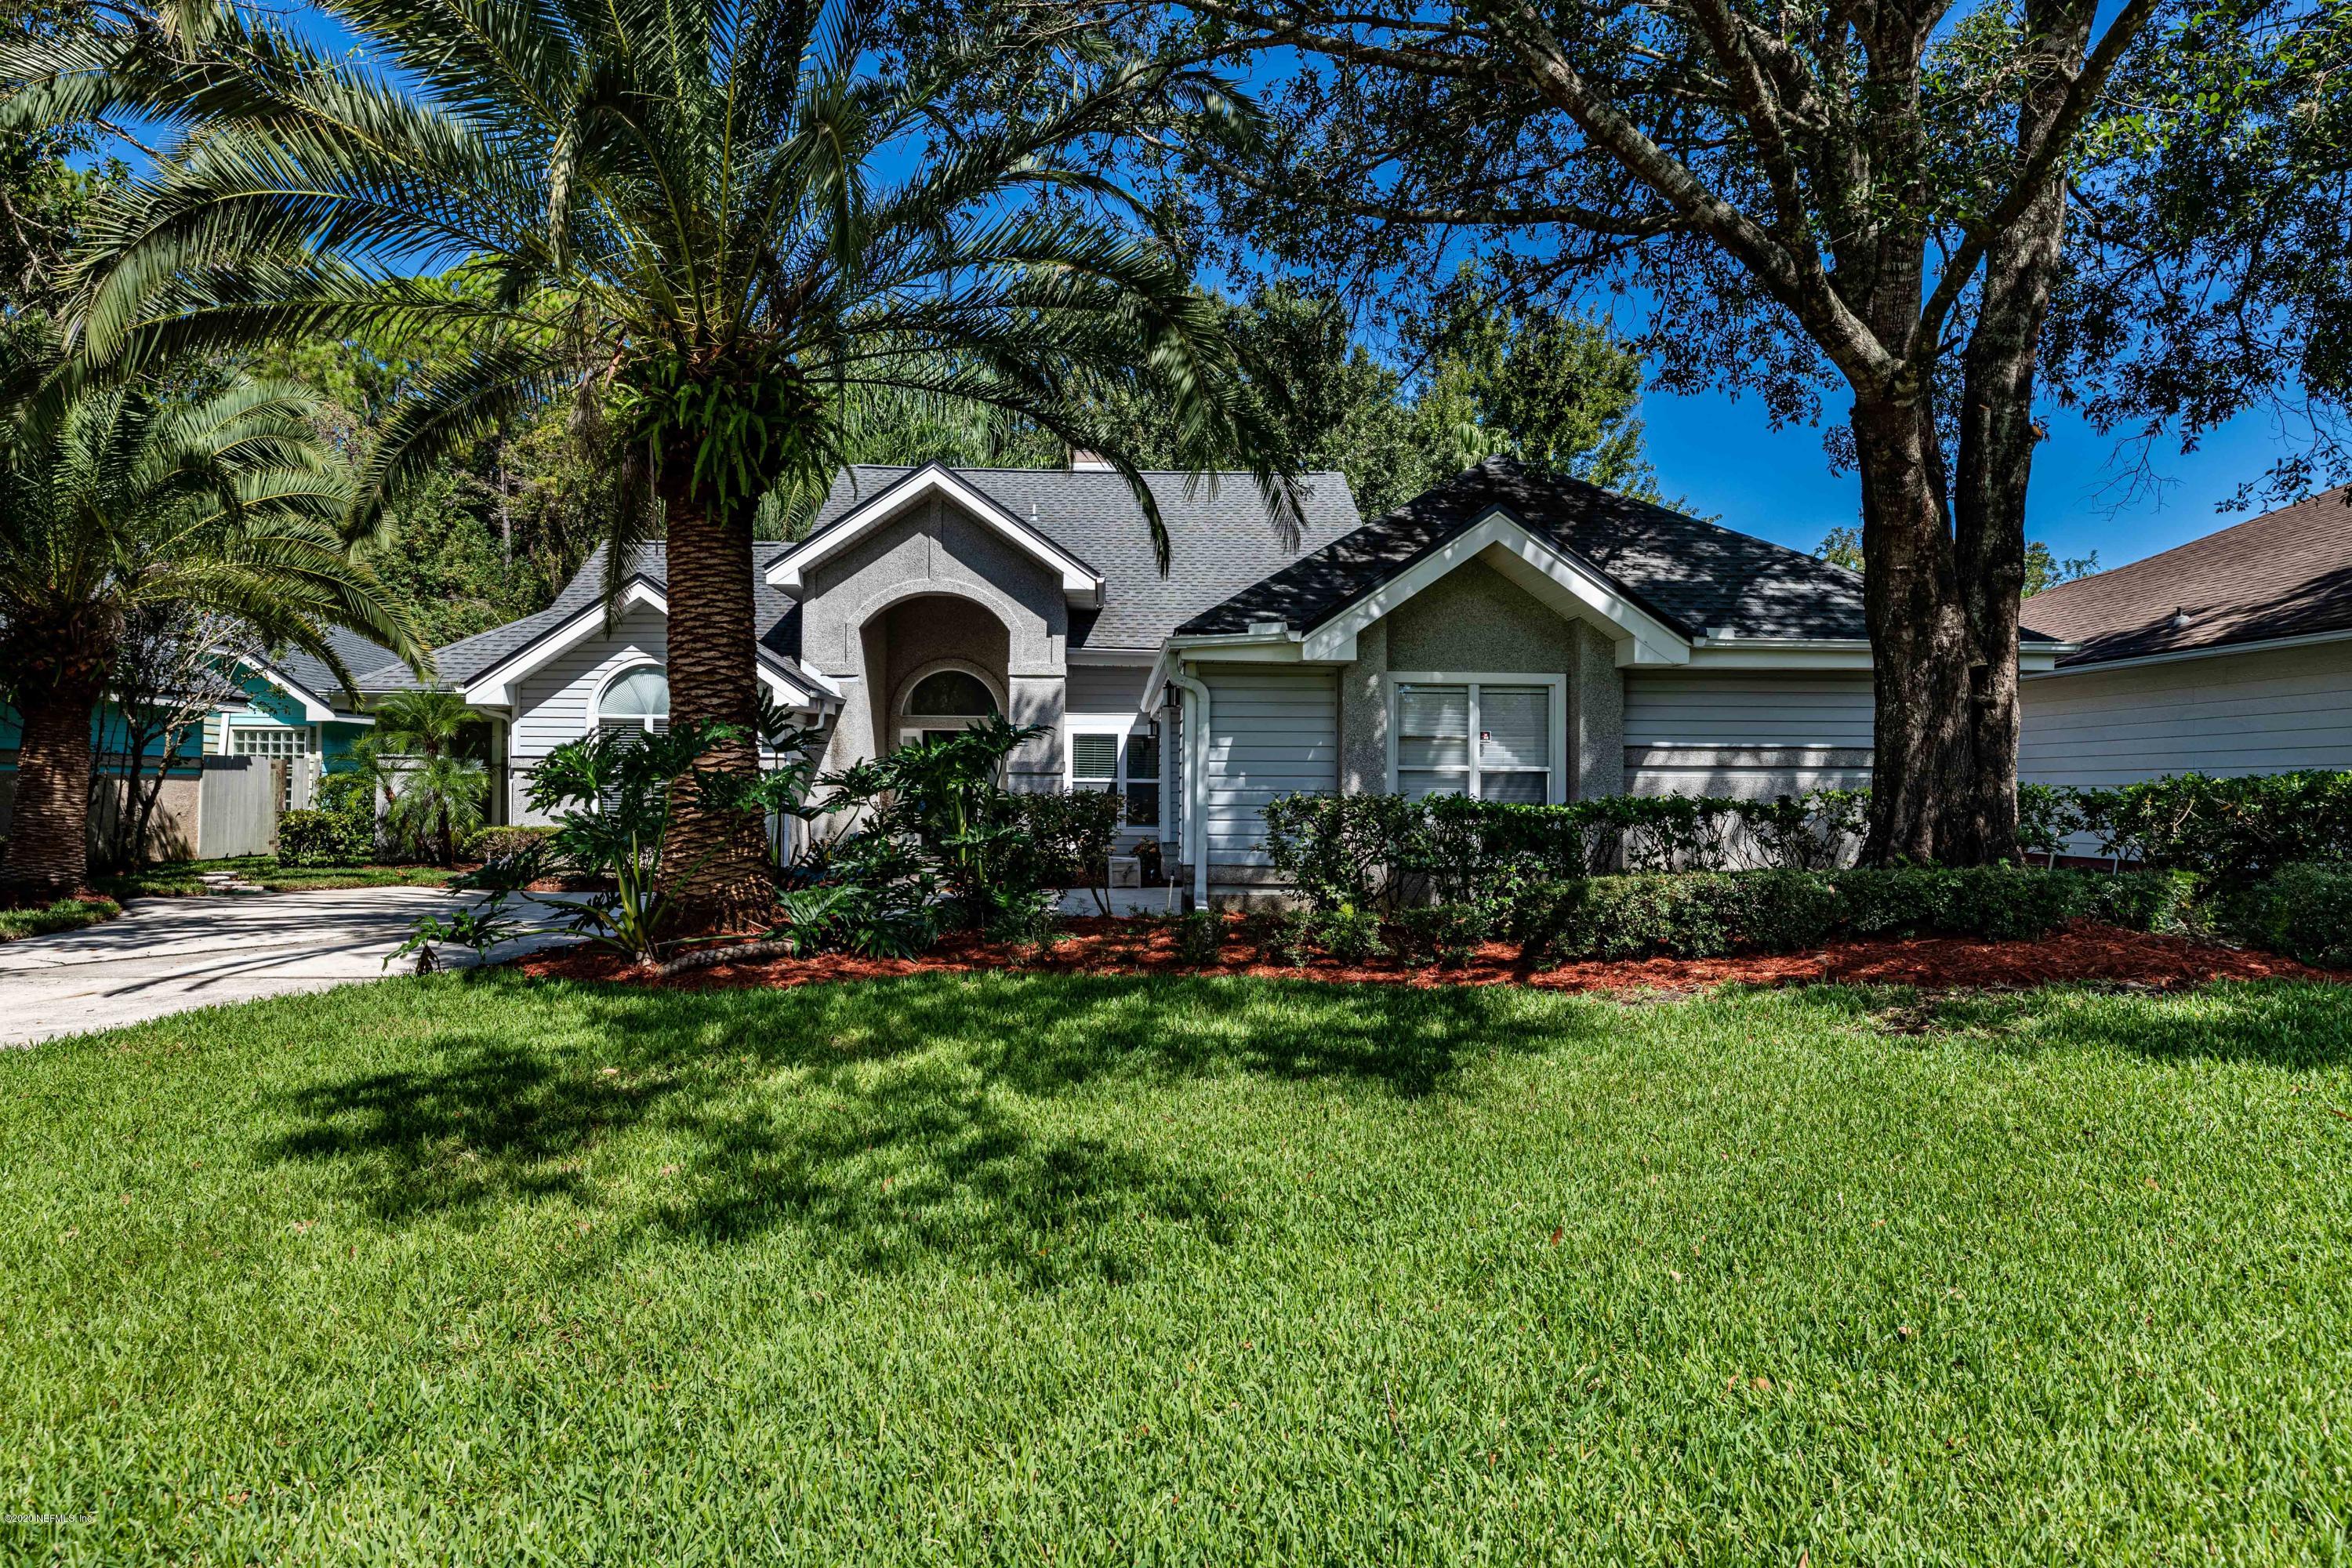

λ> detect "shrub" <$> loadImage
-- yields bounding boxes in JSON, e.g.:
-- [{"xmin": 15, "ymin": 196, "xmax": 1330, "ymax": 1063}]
[
  {"xmin": 1316, "ymin": 903, "xmax": 1387, "ymax": 964},
  {"xmin": 462, "ymin": 825, "xmax": 561, "ymax": 867},
  {"xmin": 314, "ymin": 770, "xmax": 374, "ymax": 818},
  {"xmin": 1396, "ymin": 902, "xmax": 1490, "ymax": 967},
  {"xmin": 1264, "ymin": 787, "xmax": 1883, "ymax": 913},
  {"xmin": 2223, "ymin": 863, "xmax": 2352, "ymax": 969},
  {"xmin": 1262, "ymin": 793, "xmax": 1427, "ymax": 913},
  {"xmin": 987, "ymin": 886, "xmax": 1065, "ymax": 950},
  {"xmin": 2060, "ymin": 771, "xmax": 2352, "ymax": 885},
  {"xmin": 276, "ymin": 808, "xmax": 376, "ymax": 867},
  {"xmin": 1508, "ymin": 866, "xmax": 2205, "ymax": 967},
  {"xmin": 1240, "ymin": 909, "xmax": 1318, "ymax": 967},
  {"xmin": 1171, "ymin": 911, "xmax": 1225, "ymax": 967},
  {"xmin": 1005, "ymin": 790, "xmax": 1124, "ymax": 909}
]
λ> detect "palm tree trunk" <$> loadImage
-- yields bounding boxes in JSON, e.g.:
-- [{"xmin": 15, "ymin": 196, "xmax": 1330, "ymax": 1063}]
[
  {"xmin": 2, "ymin": 681, "xmax": 102, "ymax": 900},
  {"xmin": 657, "ymin": 456, "xmax": 774, "ymax": 929}
]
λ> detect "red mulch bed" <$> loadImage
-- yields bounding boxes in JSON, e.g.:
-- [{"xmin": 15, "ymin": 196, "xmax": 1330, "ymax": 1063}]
[{"xmin": 507, "ymin": 916, "xmax": 2337, "ymax": 995}]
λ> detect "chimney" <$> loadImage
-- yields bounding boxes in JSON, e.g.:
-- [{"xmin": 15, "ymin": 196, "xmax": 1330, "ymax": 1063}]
[{"xmin": 1068, "ymin": 448, "xmax": 1115, "ymax": 472}]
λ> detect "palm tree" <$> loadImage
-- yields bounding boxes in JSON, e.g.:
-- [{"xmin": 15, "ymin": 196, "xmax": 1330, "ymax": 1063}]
[
  {"xmin": 357, "ymin": 688, "xmax": 485, "ymax": 866},
  {"xmin": 12, "ymin": 0, "xmax": 1298, "ymax": 925},
  {"xmin": 0, "ymin": 339, "xmax": 423, "ymax": 898}
]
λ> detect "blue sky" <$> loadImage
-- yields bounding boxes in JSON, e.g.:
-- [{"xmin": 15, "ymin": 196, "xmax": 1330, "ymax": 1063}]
[{"xmin": 1642, "ymin": 386, "xmax": 2296, "ymax": 569}]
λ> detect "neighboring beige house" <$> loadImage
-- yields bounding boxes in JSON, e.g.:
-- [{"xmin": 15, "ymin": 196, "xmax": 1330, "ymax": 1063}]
[
  {"xmin": 412, "ymin": 454, "xmax": 2074, "ymax": 903},
  {"xmin": 2020, "ymin": 488, "xmax": 2352, "ymax": 789}
]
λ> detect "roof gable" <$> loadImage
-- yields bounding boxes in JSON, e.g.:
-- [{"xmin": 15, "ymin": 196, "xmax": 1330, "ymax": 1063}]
[
  {"xmin": 800, "ymin": 464, "xmax": 1361, "ymax": 650},
  {"xmin": 769, "ymin": 463, "xmax": 1105, "ymax": 606},
  {"xmin": 1181, "ymin": 457, "xmax": 1882, "ymax": 645}
]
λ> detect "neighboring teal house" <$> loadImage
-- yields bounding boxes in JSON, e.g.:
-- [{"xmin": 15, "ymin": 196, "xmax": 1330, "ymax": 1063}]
[
  {"xmin": 205, "ymin": 626, "xmax": 403, "ymax": 804},
  {"xmin": 0, "ymin": 626, "xmax": 400, "ymax": 857}
]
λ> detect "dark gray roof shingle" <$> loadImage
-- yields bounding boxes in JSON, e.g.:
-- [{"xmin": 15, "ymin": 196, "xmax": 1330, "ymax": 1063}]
[
  {"xmin": 2021, "ymin": 487, "xmax": 2352, "ymax": 665},
  {"xmin": 805, "ymin": 465, "xmax": 1361, "ymax": 650},
  {"xmin": 1178, "ymin": 456, "xmax": 1991, "ymax": 645},
  {"xmin": 350, "ymin": 541, "xmax": 816, "ymax": 693},
  {"xmin": 269, "ymin": 626, "xmax": 404, "ymax": 708}
]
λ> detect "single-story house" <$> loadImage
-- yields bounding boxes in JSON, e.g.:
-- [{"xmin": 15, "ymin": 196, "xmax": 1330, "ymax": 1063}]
[
  {"xmin": 2020, "ymin": 486, "xmax": 2352, "ymax": 787},
  {"xmin": 0, "ymin": 626, "xmax": 396, "ymax": 859},
  {"xmin": 422, "ymin": 453, "xmax": 2073, "ymax": 902}
]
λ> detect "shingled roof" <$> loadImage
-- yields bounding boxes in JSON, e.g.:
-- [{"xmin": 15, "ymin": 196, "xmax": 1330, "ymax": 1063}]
[
  {"xmin": 2021, "ymin": 487, "xmax": 2352, "ymax": 666},
  {"xmin": 350, "ymin": 541, "xmax": 815, "ymax": 693},
  {"xmin": 268, "ymin": 626, "xmax": 405, "ymax": 707},
  {"xmin": 1178, "ymin": 456, "xmax": 1907, "ymax": 644},
  {"xmin": 804, "ymin": 466, "xmax": 1361, "ymax": 651}
]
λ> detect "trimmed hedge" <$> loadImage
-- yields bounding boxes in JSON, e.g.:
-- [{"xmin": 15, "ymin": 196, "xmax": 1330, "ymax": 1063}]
[
  {"xmin": 461, "ymin": 825, "xmax": 561, "ymax": 866},
  {"xmin": 1262, "ymin": 789, "xmax": 1871, "ymax": 913},
  {"xmin": 2055, "ymin": 771, "xmax": 2352, "ymax": 885},
  {"xmin": 2223, "ymin": 862, "xmax": 2352, "ymax": 969},
  {"xmin": 1264, "ymin": 772, "xmax": 2352, "ymax": 908},
  {"xmin": 276, "ymin": 810, "xmax": 377, "ymax": 868},
  {"xmin": 1486, "ymin": 866, "xmax": 2206, "ymax": 965}
]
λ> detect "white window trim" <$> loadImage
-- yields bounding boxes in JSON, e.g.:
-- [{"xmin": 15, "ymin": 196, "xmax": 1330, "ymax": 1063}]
[
  {"xmin": 1385, "ymin": 672, "xmax": 1569, "ymax": 804},
  {"xmin": 1064, "ymin": 713, "xmax": 1163, "ymax": 833},
  {"xmin": 594, "ymin": 662, "xmax": 671, "ymax": 735}
]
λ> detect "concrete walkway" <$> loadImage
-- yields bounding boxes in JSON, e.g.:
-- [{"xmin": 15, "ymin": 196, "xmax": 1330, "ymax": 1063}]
[{"xmin": 0, "ymin": 887, "xmax": 570, "ymax": 1047}]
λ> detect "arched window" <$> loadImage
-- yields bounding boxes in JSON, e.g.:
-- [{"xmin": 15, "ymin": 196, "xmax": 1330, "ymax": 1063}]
[
  {"xmin": 905, "ymin": 669, "xmax": 998, "ymax": 718},
  {"xmin": 597, "ymin": 666, "xmax": 670, "ymax": 737},
  {"xmin": 898, "ymin": 665, "xmax": 1000, "ymax": 747}
]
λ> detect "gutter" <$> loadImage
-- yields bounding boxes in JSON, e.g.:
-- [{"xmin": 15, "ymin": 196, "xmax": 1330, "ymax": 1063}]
[
  {"xmin": 1163, "ymin": 663, "xmax": 1212, "ymax": 910},
  {"xmin": 2022, "ymin": 625, "xmax": 2349, "ymax": 677}
]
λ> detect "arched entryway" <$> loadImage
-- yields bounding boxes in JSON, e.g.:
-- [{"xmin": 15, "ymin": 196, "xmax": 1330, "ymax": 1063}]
[{"xmin": 856, "ymin": 591, "xmax": 1014, "ymax": 757}]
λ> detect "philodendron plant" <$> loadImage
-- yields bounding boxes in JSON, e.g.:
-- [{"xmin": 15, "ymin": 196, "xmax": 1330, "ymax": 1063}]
[{"xmin": 393, "ymin": 718, "xmax": 818, "ymax": 971}]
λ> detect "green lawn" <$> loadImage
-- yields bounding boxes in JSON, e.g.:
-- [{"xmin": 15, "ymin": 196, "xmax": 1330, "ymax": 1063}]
[
  {"xmin": 94, "ymin": 855, "xmax": 461, "ymax": 899},
  {"xmin": 5, "ymin": 974, "xmax": 2350, "ymax": 1563},
  {"xmin": 0, "ymin": 895, "xmax": 118, "ymax": 942}
]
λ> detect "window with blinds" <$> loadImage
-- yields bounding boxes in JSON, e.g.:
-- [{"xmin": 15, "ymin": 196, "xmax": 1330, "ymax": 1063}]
[
  {"xmin": 1066, "ymin": 725, "xmax": 1160, "ymax": 829},
  {"xmin": 1393, "ymin": 681, "xmax": 1555, "ymax": 802}
]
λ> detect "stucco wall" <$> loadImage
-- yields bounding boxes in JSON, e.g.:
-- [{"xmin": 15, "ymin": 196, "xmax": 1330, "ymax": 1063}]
[
  {"xmin": 798, "ymin": 493, "xmax": 1068, "ymax": 787},
  {"xmin": 1333, "ymin": 561, "xmax": 1623, "ymax": 800}
]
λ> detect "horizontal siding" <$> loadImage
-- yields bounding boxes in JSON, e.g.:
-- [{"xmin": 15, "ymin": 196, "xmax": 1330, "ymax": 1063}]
[
  {"xmin": 508, "ymin": 609, "xmax": 667, "ymax": 825},
  {"xmin": 1624, "ymin": 672, "xmax": 1875, "ymax": 747},
  {"xmin": 1624, "ymin": 672, "xmax": 1874, "ymax": 797},
  {"xmin": 1200, "ymin": 669, "xmax": 1337, "ymax": 866},
  {"xmin": 2020, "ymin": 640, "xmax": 2352, "ymax": 787},
  {"xmin": 1066, "ymin": 660, "xmax": 1149, "ymax": 715}
]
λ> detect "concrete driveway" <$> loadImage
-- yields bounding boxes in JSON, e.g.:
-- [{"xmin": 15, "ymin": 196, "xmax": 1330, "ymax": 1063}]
[{"xmin": 0, "ymin": 887, "xmax": 573, "ymax": 1047}]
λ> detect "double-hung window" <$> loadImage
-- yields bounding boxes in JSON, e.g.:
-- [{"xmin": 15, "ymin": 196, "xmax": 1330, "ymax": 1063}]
[
  {"xmin": 1391, "ymin": 676, "xmax": 1561, "ymax": 804},
  {"xmin": 1068, "ymin": 725, "xmax": 1161, "ymax": 829}
]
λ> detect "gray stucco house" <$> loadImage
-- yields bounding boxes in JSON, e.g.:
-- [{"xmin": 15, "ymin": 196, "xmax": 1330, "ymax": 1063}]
[{"xmin": 372, "ymin": 454, "xmax": 2070, "ymax": 902}]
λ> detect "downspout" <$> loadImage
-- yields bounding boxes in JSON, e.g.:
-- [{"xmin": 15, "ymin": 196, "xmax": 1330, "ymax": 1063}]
[{"xmin": 1163, "ymin": 664, "xmax": 1211, "ymax": 910}]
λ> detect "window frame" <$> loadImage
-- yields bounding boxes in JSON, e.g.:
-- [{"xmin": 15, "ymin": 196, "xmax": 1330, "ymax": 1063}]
[
  {"xmin": 1384, "ymin": 672, "xmax": 1569, "ymax": 804},
  {"xmin": 594, "ymin": 663, "xmax": 670, "ymax": 738},
  {"xmin": 1063, "ymin": 714, "xmax": 1163, "ymax": 833}
]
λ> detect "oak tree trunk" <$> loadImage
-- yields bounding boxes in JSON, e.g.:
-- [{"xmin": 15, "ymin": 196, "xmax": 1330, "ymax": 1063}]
[
  {"xmin": 1, "ymin": 676, "xmax": 103, "ymax": 900},
  {"xmin": 656, "ymin": 453, "xmax": 774, "ymax": 929},
  {"xmin": 1852, "ymin": 391, "xmax": 1989, "ymax": 865},
  {"xmin": 1948, "ymin": 0, "xmax": 2095, "ymax": 865}
]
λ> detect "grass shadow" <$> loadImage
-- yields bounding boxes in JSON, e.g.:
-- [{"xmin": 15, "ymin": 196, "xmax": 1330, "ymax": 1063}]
[{"xmin": 257, "ymin": 973, "xmax": 1595, "ymax": 1282}]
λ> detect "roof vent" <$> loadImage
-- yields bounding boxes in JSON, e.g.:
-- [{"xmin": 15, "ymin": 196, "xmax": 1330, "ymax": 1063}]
[
  {"xmin": 1068, "ymin": 448, "xmax": 1115, "ymax": 472},
  {"xmin": 1247, "ymin": 619, "xmax": 1289, "ymax": 637},
  {"xmin": 2170, "ymin": 606, "xmax": 2193, "ymax": 630}
]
